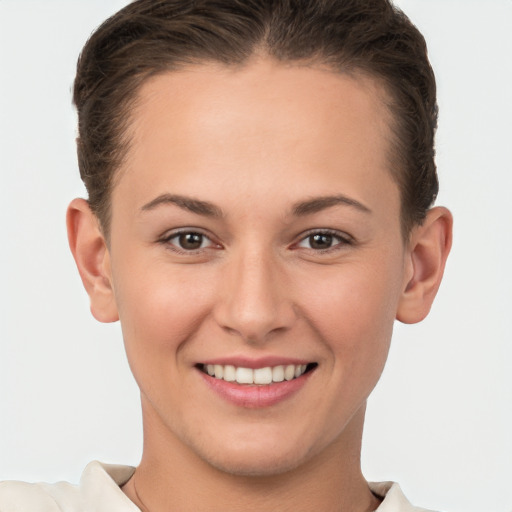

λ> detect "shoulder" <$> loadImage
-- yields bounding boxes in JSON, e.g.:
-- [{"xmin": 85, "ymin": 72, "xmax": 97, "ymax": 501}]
[
  {"xmin": 0, "ymin": 462, "xmax": 138, "ymax": 512},
  {"xmin": 370, "ymin": 481, "xmax": 439, "ymax": 512},
  {"xmin": 0, "ymin": 479, "xmax": 79, "ymax": 511}
]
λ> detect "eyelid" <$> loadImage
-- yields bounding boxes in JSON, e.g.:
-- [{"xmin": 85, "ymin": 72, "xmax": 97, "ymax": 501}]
[
  {"xmin": 158, "ymin": 227, "xmax": 222, "ymax": 253},
  {"xmin": 293, "ymin": 228, "xmax": 354, "ymax": 251}
]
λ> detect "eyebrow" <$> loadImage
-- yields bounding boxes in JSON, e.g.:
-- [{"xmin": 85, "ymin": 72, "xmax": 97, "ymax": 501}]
[
  {"xmin": 141, "ymin": 194, "xmax": 223, "ymax": 218},
  {"xmin": 292, "ymin": 195, "xmax": 372, "ymax": 216},
  {"xmin": 141, "ymin": 193, "xmax": 370, "ymax": 218}
]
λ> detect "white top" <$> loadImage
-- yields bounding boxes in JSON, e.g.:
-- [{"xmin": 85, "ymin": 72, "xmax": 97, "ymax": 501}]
[{"xmin": 0, "ymin": 461, "xmax": 435, "ymax": 511}]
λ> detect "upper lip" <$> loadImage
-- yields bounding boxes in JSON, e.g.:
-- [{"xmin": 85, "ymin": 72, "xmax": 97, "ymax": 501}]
[{"xmin": 198, "ymin": 356, "xmax": 314, "ymax": 369}]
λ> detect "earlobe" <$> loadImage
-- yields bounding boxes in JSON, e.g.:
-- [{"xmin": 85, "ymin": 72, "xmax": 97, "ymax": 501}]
[
  {"xmin": 66, "ymin": 198, "xmax": 119, "ymax": 323},
  {"xmin": 396, "ymin": 207, "xmax": 453, "ymax": 324}
]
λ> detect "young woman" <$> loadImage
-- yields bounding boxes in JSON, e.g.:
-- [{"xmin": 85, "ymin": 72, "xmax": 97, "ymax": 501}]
[{"xmin": 0, "ymin": 1, "xmax": 452, "ymax": 510}]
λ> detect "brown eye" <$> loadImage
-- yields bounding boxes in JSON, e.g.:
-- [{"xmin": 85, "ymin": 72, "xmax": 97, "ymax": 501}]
[
  {"xmin": 308, "ymin": 233, "xmax": 333, "ymax": 250},
  {"xmin": 177, "ymin": 232, "xmax": 204, "ymax": 250},
  {"xmin": 162, "ymin": 231, "xmax": 214, "ymax": 251},
  {"xmin": 161, "ymin": 230, "xmax": 220, "ymax": 254},
  {"xmin": 296, "ymin": 230, "xmax": 352, "ymax": 252}
]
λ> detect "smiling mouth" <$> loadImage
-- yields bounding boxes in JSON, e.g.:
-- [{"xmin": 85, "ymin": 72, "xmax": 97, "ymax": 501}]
[{"xmin": 199, "ymin": 363, "xmax": 317, "ymax": 385}]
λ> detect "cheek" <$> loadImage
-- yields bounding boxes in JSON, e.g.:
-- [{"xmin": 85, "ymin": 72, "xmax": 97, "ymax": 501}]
[
  {"xmin": 111, "ymin": 256, "xmax": 215, "ymax": 374},
  {"xmin": 298, "ymin": 257, "xmax": 402, "ymax": 366}
]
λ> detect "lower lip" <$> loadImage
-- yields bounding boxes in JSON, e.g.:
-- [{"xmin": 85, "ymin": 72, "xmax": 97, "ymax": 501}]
[{"xmin": 199, "ymin": 369, "xmax": 314, "ymax": 408}]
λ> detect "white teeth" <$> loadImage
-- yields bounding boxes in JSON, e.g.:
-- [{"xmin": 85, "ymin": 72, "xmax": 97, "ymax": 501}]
[
  {"xmin": 254, "ymin": 367, "xmax": 273, "ymax": 385},
  {"xmin": 236, "ymin": 367, "xmax": 254, "ymax": 384},
  {"xmin": 272, "ymin": 365, "xmax": 285, "ymax": 382},
  {"xmin": 223, "ymin": 365, "xmax": 236, "ymax": 382},
  {"xmin": 203, "ymin": 363, "xmax": 311, "ymax": 384},
  {"xmin": 284, "ymin": 365, "xmax": 295, "ymax": 381},
  {"xmin": 214, "ymin": 365, "xmax": 224, "ymax": 379}
]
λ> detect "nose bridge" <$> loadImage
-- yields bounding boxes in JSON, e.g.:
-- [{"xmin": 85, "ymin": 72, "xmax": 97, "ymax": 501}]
[{"xmin": 215, "ymin": 242, "xmax": 294, "ymax": 342}]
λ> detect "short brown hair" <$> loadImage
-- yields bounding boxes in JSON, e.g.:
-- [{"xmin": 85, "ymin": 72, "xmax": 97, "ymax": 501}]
[{"xmin": 74, "ymin": 0, "xmax": 438, "ymax": 237}]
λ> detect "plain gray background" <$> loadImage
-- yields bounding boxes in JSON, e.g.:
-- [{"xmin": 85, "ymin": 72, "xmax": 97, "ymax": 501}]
[{"xmin": 1, "ymin": 1, "xmax": 511, "ymax": 511}]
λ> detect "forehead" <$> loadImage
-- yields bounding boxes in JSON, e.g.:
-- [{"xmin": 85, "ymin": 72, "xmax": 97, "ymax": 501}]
[
  {"xmin": 114, "ymin": 59, "xmax": 399, "ymax": 222},
  {"xmin": 130, "ymin": 59, "xmax": 392, "ymax": 154}
]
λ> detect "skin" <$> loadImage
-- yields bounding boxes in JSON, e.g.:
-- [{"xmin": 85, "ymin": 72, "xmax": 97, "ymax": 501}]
[{"xmin": 67, "ymin": 58, "xmax": 452, "ymax": 511}]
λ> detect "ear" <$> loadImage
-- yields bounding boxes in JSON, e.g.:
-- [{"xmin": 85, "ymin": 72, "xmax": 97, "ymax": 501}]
[
  {"xmin": 396, "ymin": 207, "xmax": 453, "ymax": 324},
  {"xmin": 66, "ymin": 198, "xmax": 119, "ymax": 323}
]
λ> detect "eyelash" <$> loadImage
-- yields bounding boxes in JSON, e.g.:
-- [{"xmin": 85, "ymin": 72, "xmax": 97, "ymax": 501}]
[
  {"xmin": 159, "ymin": 228, "xmax": 353, "ymax": 255},
  {"xmin": 293, "ymin": 229, "xmax": 354, "ymax": 253},
  {"xmin": 159, "ymin": 229, "xmax": 219, "ymax": 254}
]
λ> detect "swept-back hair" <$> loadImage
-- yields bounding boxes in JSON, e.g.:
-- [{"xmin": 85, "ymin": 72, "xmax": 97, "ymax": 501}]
[{"xmin": 74, "ymin": 0, "xmax": 438, "ymax": 237}]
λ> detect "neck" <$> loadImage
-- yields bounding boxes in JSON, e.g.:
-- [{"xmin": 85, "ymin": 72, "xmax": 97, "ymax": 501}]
[{"xmin": 123, "ymin": 401, "xmax": 379, "ymax": 512}]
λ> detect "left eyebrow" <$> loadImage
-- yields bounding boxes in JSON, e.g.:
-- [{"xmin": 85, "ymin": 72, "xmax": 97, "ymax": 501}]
[{"xmin": 292, "ymin": 195, "xmax": 372, "ymax": 216}]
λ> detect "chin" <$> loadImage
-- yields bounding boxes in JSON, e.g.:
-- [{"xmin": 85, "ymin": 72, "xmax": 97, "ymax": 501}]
[
  {"xmin": 181, "ymin": 424, "xmax": 316, "ymax": 478},
  {"xmin": 201, "ymin": 446, "xmax": 310, "ymax": 478}
]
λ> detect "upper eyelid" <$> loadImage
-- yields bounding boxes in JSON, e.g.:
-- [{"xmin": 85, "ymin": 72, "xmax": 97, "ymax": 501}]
[
  {"xmin": 158, "ymin": 229, "xmax": 221, "ymax": 252},
  {"xmin": 296, "ymin": 228, "xmax": 353, "ymax": 243},
  {"xmin": 160, "ymin": 227, "xmax": 214, "ymax": 241},
  {"xmin": 292, "ymin": 230, "xmax": 355, "ymax": 253}
]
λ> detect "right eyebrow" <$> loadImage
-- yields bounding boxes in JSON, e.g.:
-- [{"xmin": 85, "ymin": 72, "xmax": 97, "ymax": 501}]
[{"xmin": 140, "ymin": 193, "xmax": 224, "ymax": 218}]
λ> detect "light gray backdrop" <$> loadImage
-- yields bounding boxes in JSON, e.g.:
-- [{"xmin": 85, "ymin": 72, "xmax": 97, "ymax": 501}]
[{"xmin": 0, "ymin": 1, "xmax": 511, "ymax": 511}]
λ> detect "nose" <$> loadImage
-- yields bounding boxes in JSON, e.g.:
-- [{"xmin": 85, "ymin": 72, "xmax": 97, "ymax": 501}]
[{"xmin": 213, "ymin": 247, "xmax": 296, "ymax": 343}]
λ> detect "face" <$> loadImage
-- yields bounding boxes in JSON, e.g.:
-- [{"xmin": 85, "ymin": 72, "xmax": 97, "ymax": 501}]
[{"xmin": 106, "ymin": 59, "xmax": 410, "ymax": 476}]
